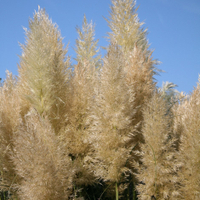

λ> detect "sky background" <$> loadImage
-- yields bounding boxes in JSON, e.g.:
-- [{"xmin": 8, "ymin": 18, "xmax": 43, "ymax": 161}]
[{"xmin": 0, "ymin": 0, "xmax": 200, "ymax": 94}]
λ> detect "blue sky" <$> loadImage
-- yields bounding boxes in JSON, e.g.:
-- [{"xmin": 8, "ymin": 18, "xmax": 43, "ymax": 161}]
[{"xmin": 0, "ymin": 0, "xmax": 199, "ymax": 94}]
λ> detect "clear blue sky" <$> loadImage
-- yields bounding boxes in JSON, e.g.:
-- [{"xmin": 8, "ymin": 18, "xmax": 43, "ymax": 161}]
[{"xmin": 0, "ymin": 0, "xmax": 200, "ymax": 94}]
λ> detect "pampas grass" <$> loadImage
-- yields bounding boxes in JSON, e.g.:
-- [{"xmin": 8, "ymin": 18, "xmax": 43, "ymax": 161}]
[
  {"xmin": 0, "ymin": 1, "xmax": 198, "ymax": 199},
  {"xmin": 12, "ymin": 109, "xmax": 73, "ymax": 200},
  {"xmin": 135, "ymin": 92, "xmax": 180, "ymax": 199},
  {"xmin": 175, "ymin": 77, "xmax": 200, "ymax": 199}
]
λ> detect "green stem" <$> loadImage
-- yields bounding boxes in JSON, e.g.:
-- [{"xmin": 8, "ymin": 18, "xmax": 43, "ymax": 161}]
[
  {"xmin": 8, "ymin": 174, "xmax": 17, "ymax": 194},
  {"xmin": 116, "ymin": 182, "xmax": 119, "ymax": 200},
  {"xmin": 74, "ymin": 185, "xmax": 77, "ymax": 200}
]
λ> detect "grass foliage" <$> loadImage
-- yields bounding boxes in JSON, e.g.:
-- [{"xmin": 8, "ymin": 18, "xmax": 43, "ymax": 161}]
[{"xmin": 0, "ymin": 1, "xmax": 199, "ymax": 199}]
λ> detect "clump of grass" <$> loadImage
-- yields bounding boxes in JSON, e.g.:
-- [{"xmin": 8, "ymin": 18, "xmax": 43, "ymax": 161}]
[
  {"xmin": 1, "ymin": 1, "xmax": 198, "ymax": 199},
  {"xmin": 135, "ymin": 92, "xmax": 180, "ymax": 199},
  {"xmin": 12, "ymin": 109, "xmax": 73, "ymax": 200},
  {"xmin": 0, "ymin": 71, "xmax": 21, "ymax": 198},
  {"xmin": 176, "ymin": 77, "xmax": 200, "ymax": 199}
]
